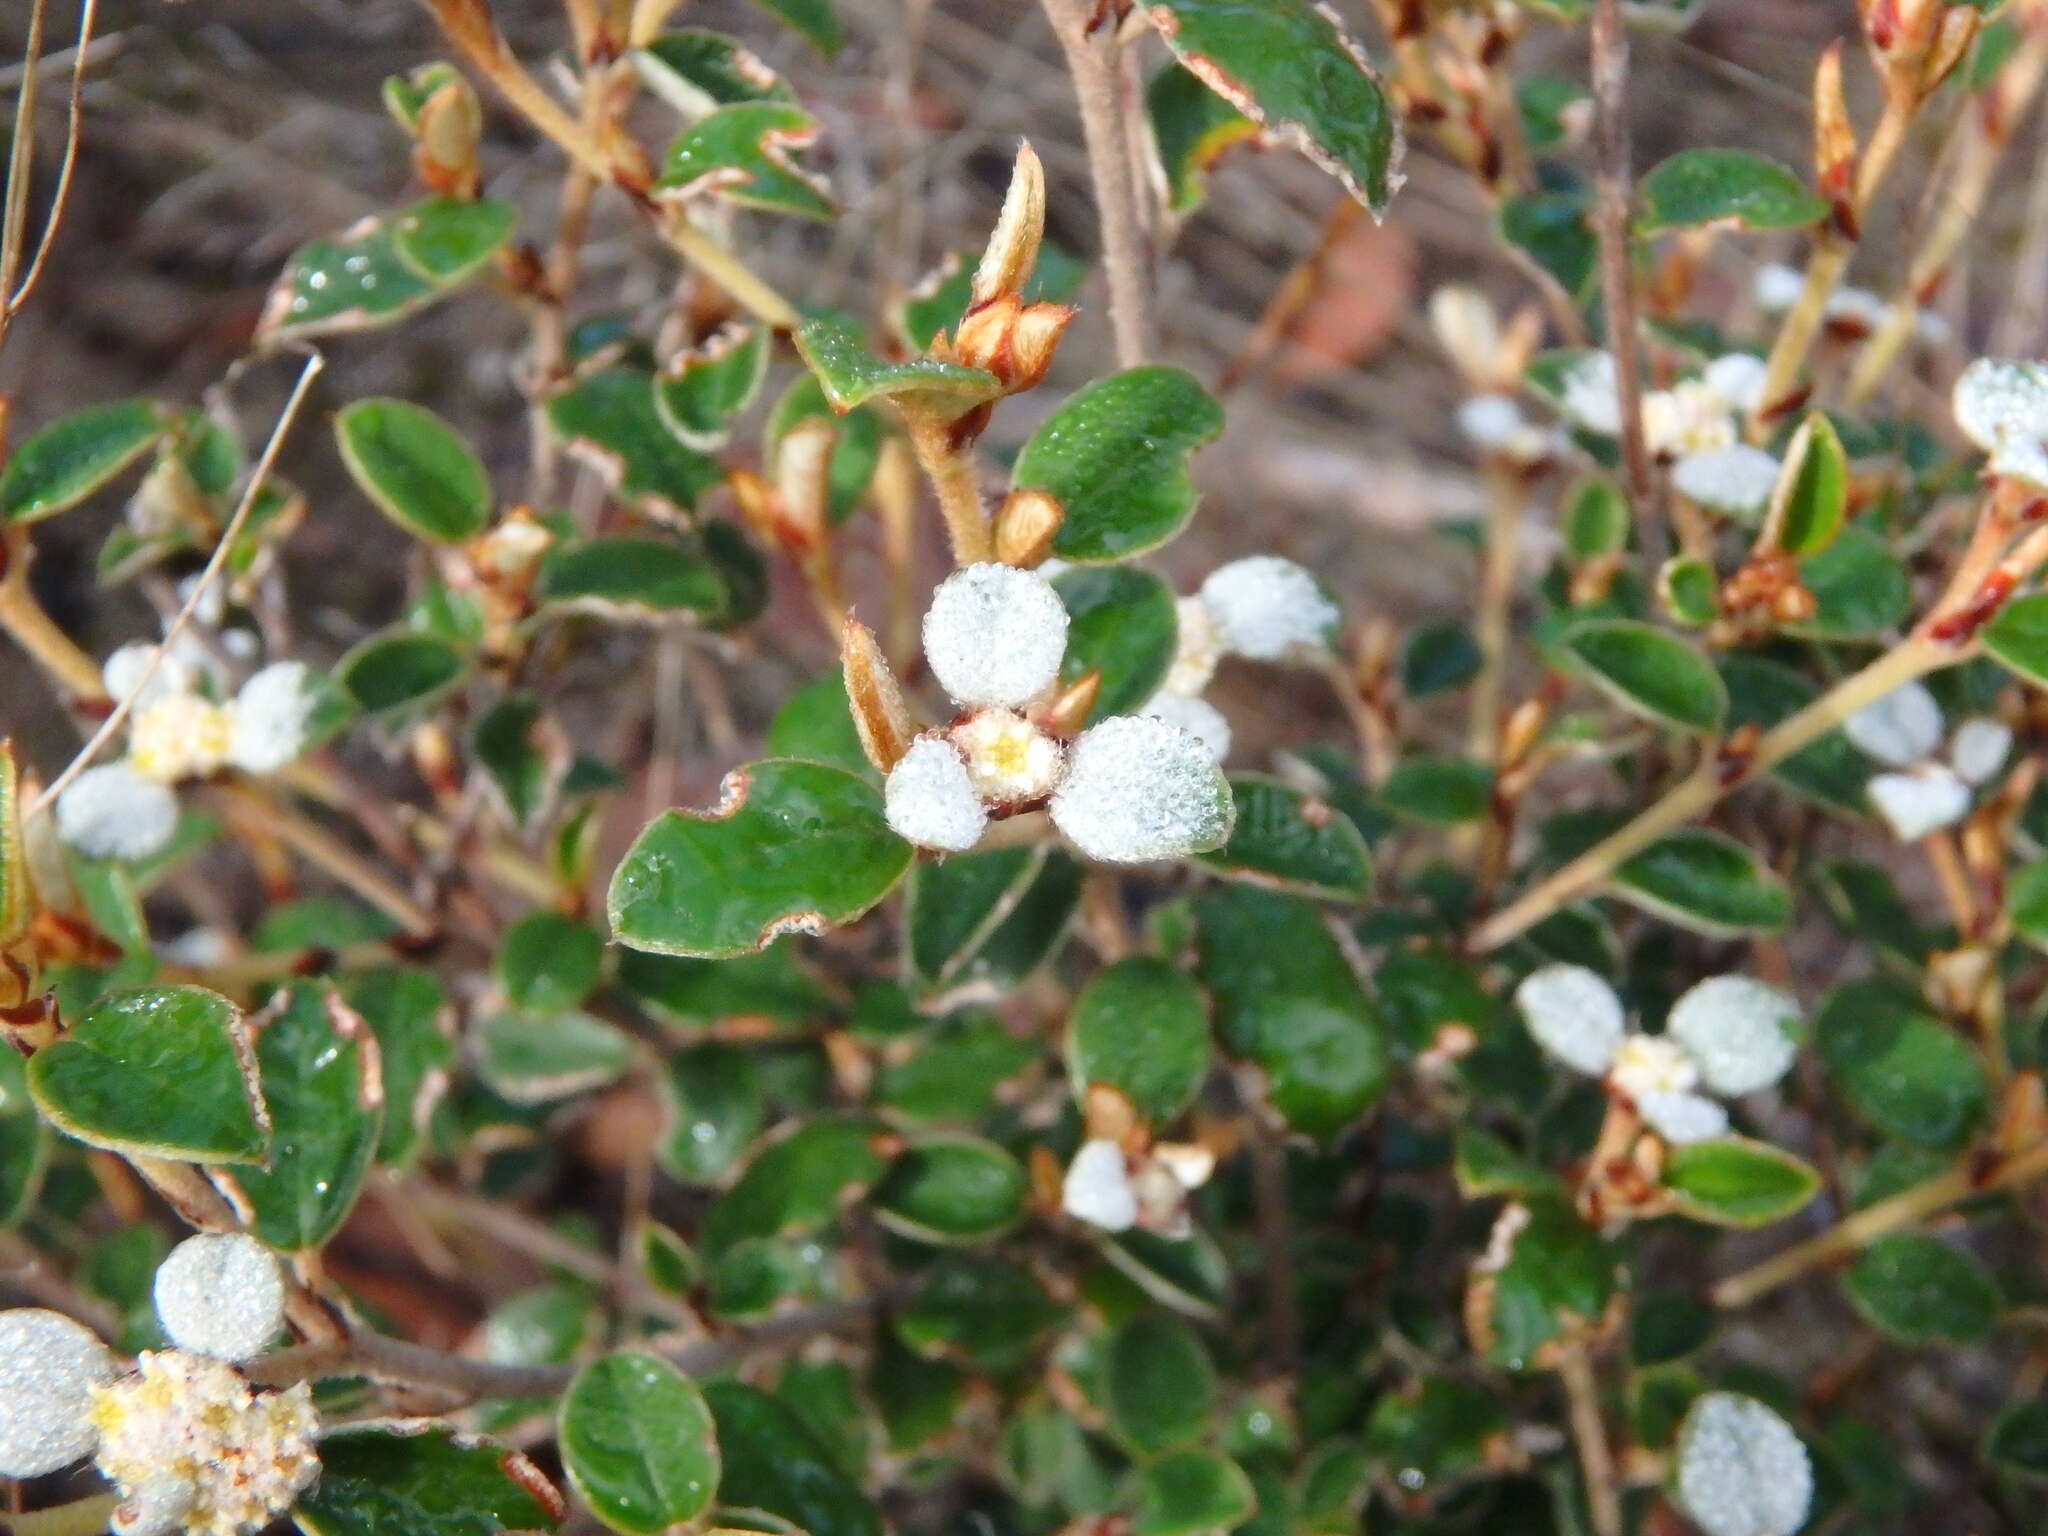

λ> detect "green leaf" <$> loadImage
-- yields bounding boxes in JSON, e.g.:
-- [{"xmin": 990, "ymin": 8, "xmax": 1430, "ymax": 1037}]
[
  {"xmin": 293, "ymin": 1423, "xmax": 564, "ymax": 1536},
  {"xmin": 1767, "ymin": 413, "xmax": 1847, "ymax": 557},
  {"xmin": 0, "ymin": 1049, "xmax": 47, "ymax": 1229},
  {"xmin": 1379, "ymin": 755, "xmax": 1493, "ymax": 825},
  {"xmin": 1720, "ymin": 653, "xmax": 1874, "ymax": 812},
  {"xmin": 498, "ymin": 912, "xmax": 604, "ymax": 1011},
  {"xmin": 560, "ymin": 1352, "xmax": 719, "ymax": 1535},
  {"xmin": 393, "ymin": 197, "xmax": 522, "ymax": 283},
  {"xmin": 744, "ymin": 0, "xmax": 841, "ymax": 56},
  {"xmin": 1102, "ymin": 1228, "xmax": 1230, "ymax": 1320},
  {"xmin": 262, "ymin": 198, "xmax": 514, "ymax": 340},
  {"xmin": 28, "ymin": 986, "xmax": 266, "ymax": 1163},
  {"xmin": 610, "ymin": 760, "xmax": 913, "ymax": 959},
  {"xmin": 1984, "ymin": 591, "xmax": 2048, "ymax": 690},
  {"xmin": 657, "ymin": 1042, "xmax": 765, "ymax": 1183},
  {"xmin": 1487, "ymin": 1196, "xmax": 1617, "ymax": 1368},
  {"xmin": 1133, "ymin": 1451, "xmax": 1257, "ymax": 1536},
  {"xmin": 1658, "ymin": 555, "xmax": 1719, "ymax": 628},
  {"xmin": 876, "ymin": 1012, "xmax": 1036, "ymax": 1125},
  {"xmin": 473, "ymin": 693, "xmax": 561, "ymax": 828},
  {"xmin": 1150, "ymin": 0, "xmax": 1400, "ymax": 211},
  {"xmin": 654, "ymin": 324, "xmax": 771, "ymax": 451},
  {"xmin": 0, "ymin": 399, "xmax": 165, "ymax": 522},
  {"xmin": 1068, "ymin": 957, "xmax": 1211, "ymax": 1120},
  {"xmin": 655, "ymin": 102, "xmax": 835, "ymax": 219},
  {"xmin": 892, "ymin": 246, "xmax": 1087, "ymax": 353},
  {"xmin": 871, "ymin": 1134, "xmax": 1028, "ymax": 1244},
  {"xmin": 1987, "ymin": 1398, "xmax": 2048, "ymax": 1478},
  {"xmin": 618, "ymin": 946, "xmax": 829, "ymax": 1029},
  {"xmin": 1013, "ymin": 367, "xmax": 1224, "ymax": 563},
  {"xmin": 905, "ymin": 845, "xmax": 1081, "ymax": 994},
  {"xmin": 1817, "ymin": 978, "xmax": 1987, "ymax": 1148},
  {"xmin": 1361, "ymin": 1377, "xmax": 1506, "ymax": 1488},
  {"xmin": 632, "ymin": 29, "xmax": 796, "ymax": 113},
  {"xmin": 536, "ymin": 535, "xmax": 732, "ymax": 621},
  {"xmin": 1563, "ymin": 476, "xmax": 1630, "ymax": 560},
  {"xmin": 1790, "ymin": 526, "xmax": 1909, "ymax": 638},
  {"xmin": 1453, "ymin": 1126, "xmax": 1557, "ymax": 1199},
  {"xmin": 1561, "ymin": 619, "xmax": 1726, "ymax": 731},
  {"xmin": 897, "ymin": 1254, "xmax": 1067, "ymax": 1370},
  {"xmin": 475, "ymin": 1010, "xmax": 633, "ymax": 1104},
  {"xmin": 1400, "ymin": 618, "xmax": 1482, "ymax": 698},
  {"xmin": 791, "ymin": 313, "xmax": 1002, "ymax": 415},
  {"xmin": 1612, "ymin": 828, "xmax": 1792, "ymax": 937},
  {"xmin": 703, "ymin": 1381, "xmax": 882, "ymax": 1536},
  {"xmin": 1660, "ymin": 1136, "xmax": 1820, "ymax": 1228},
  {"xmin": 337, "ymin": 630, "xmax": 468, "ymax": 716},
  {"xmin": 228, "ymin": 982, "xmax": 380, "ymax": 1249},
  {"xmin": 1631, "ymin": 1292, "xmax": 1715, "ymax": 1366},
  {"xmin": 1105, "ymin": 1314, "xmax": 1216, "ymax": 1454},
  {"xmin": 341, "ymin": 966, "xmax": 452, "ymax": 1166},
  {"xmin": 1052, "ymin": 566, "xmax": 1178, "ymax": 722},
  {"xmin": 1638, "ymin": 148, "xmax": 1826, "ymax": 232},
  {"xmin": 1197, "ymin": 775, "xmax": 1372, "ymax": 900},
  {"xmin": 700, "ymin": 1116, "xmax": 886, "ymax": 1254},
  {"xmin": 334, "ymin": 398, "xmax": 492, "ymax": 543},
  {"xmin": 765, "ymin": 673, "xmax": 872, "ymax": 779},
  {"xmin": 545, "ymin": 370, "xmax": 723, "ymax": 520},
  {"xmin": 1147, "ymin": 63, "xmax": 1259, "ymax": 213},
  {"xmin": 1843, "ymin": 1233, "xmax": 2000, "ymax": 1344},
  {"xmin": 1498, "ymin": 192, "xmax": 1597, "ymax": 298}
]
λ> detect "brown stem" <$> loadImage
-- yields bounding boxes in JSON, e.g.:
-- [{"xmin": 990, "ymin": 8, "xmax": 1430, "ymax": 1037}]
[
  {"xmin": 904, "ymin": 410, "xmax": 992, "ymax": 565},
  {"xmin": 1557, "ymin": 1339, "xmax": 1622, "ymax": 1536},
  {"xmin": 0, "ymin": 529, "xmax": 105, "ymax": 702}
]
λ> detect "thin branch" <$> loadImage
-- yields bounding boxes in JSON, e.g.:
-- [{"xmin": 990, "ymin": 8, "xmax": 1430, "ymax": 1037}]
[
  {"xmin": 5, "ymin": 0, "xmax": 100, "ymax": 324},
  {"xmin": 0, "ymin": 0, "xmax": 48, "ymax": 312},
  {"xmin": 1557, "ymin": 1340, "xmax": 1622, "ymax": 1536}
]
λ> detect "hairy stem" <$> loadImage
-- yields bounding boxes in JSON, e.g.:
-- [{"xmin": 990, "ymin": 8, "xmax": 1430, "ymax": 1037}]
[
  {"xmin": 0, "ymin": 529, "xmax": 106, "ymax": 703},
  {"xmin": 1557, "ymin": 1341, "xmax": 1622, "ymax": 1536},
  {"xmin": 904, "ymin": 410, "xmax": 992, "ymax": 565},
  {"xmin": 1469, "ymin": 463, "xmax": 1524, "ymax": 760}
]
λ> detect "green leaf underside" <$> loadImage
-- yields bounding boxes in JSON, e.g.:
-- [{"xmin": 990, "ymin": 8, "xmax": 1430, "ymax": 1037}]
[
  {"xmin": 1147, "ymin": 62, "xmax": 1260, "ymax": 213},
  {"xmin": 792, "ymin": 314, "xmax": 1002, "ymax": 414},
  {"xmin": 292, "ymin": 1423, "xmax": 562, "ymax": 1536},
  {"xmin": 1638, "ymin": 148, "xmax": 1827, "ymax": 232},
  {"xmin": 610, "ymin": 760, "xmax": 912, "ymax": 958},
  {"xmin": 560, "ymin": 1352, "xmax": 720, "ymax": 1535},
  {"xmin": 335, "ymin": 397, "xmax": 493, "ymax": 544},
  {"xmin": 0, "ymin": 399, "xmax": 166, "ymax": 522}
]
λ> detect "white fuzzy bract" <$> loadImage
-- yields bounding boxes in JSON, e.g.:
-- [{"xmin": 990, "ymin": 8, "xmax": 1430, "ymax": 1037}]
[
  {"xmin": 56, "ymin": 761, "xmax": 181, "ymax": 862},
  {"xmin": 950, "ymin": 709, "xmax": 1065, "ymax": 805},
  {"xmin": 1843, "ymin": 682, "xmax": 1944, "ymax": 768},
  {"xmin": 1952, "ymin": 716, "xmax": 2013, "ymax": 786},
  {"xmin": 1609, "ymin": 1033, "xmax": 1699, "ymax": 1100},
  {"xmin": 922, "ymin": 563, "xmax": 1069, "ymax": 707},
  {"xmin": 1667, "ymin": 976, "xmax": 1799, "ymax": 1095},
  {"xmin": 884, "ymin": 736, "xmax": 989, "ymax": 852},
  {"xmin": 1954, "ymin": 359, "xmax": 2048, "ymax": 483},
  {"xmin": 1643, "ymin": 380, "xmax": 1737, "ymax": 459},
  {"xmin": 103, "ymin": 645, "xmax": 196, "ymax": 711},
  {"xmin": 153, "ymin": 1234, "xmax": 286, "ymax": 1363},
  {"xmin": 226, "ymin": 662, "xmax": 318, "ymax": 774},
  {"xmin": 1675, "ymin": 1392, "xmax": 1813, "ymax": 1536},
  {"xmin": 1753, "ymin": 263, "xmax": 1804, "ymax": 312},
  {"xmin": 1672, "ymin": 445, "xmax": 1780, "ymax": 517},
  {"xmin": 1559, "ymin": 352, "xmax": 1622, "ymax": 436},
  {"xmin": 1198, "ymin": 556, "xmax": 1341, "ymax": 662},
  {"xmin": 1049, "ymin": 715, "xmax": 1234, "ymax": 863},
  {"xmin": 1062, "ymin": 1139, "xmax": 1137, "ymax": 1231},
  {"xmin": 1140, "ymin": 692, "xmax": 1231, "ymax": 764},
  {"xmin": 0, "ymin": 1308, "xmax": 118, "ymax": 1477},
  {"xmin": 1513, "ymin": 964, "xmax": 1625, "ymax": 1076},
  {"xmin": 1702, "ymin": 353, "xmax": 1768, "ymax": 413},
  {"xmin": 1163, "ymin": 596, "xmax": 1225, "ymax": 698},
  {"xmin": 128, "ymin": 694, "xmax": 233, "ymax": 783},
  {"xmin": 1636, "ymin": 1089, "xmax": 1730, "ymax": 1144},
  {"xmin": 1867, "ymin": 766, "xmax": 1970, "ymax": 842}
]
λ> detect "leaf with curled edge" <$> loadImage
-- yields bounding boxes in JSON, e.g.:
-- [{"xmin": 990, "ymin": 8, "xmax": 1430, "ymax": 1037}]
[
  {"xmin": 1147, "ymin": 0, "xmax": 1402, "ymax": 213},
  {"xmin": 633, "ymin": 27, "xmax": 795, "ymax": 116},
  {"xmin": 1147, "ymin": 62, "xmax": 1261, "ymax": 214},
  {"xmin": 654, "ymin": 102, "xmax": 836, "ymax": 220},
  {"xmin": 654, "ymin": 323, "xmax": 771, "ymax": 451},
  {"xmin": 793, "ymin": 314, "xmax": 1002, "ymax": 415},
  {"xmin": 609, "ymin": 759, "xmax": 913, "ymax": 959}
]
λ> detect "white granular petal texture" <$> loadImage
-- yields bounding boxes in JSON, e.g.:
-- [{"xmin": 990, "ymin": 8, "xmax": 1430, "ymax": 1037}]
[
  {"xmin": 1676, "ymin": 1392, "xmax": 1813, "ymax": 1536},
  {"xmin": 1672, "ymin": 445, "xmax": 1779, "ymax": 517},
  {"xmin": 1867, "ymin": 767, "xmax": 1970, "ymax": 842},
  {"xmin": 1668, "ymin": 976, "xmax": 1800, "ymax": 1095},
  {"xmin": 1753, "ymin": 263, "xmax": 1804, "ymax": 311},
  {"xmin": 884, "ymin": 736, "xmax": 988, "ymax": 852},
  {"xmin": 113, "ymin": 1472, "xmax": 197, "ymax": 1536},
  {"xmin": 1636, "ymin": 1089, "xmax": 1730, "ymax": 1145},
  {"xmin": 1703, "ymin": 353, "xmax": 1768, "ymax": 413},
  {"xmin": 55, "ymin": 762, "xmax": 181, "ymax": 863},
  {"xmin": 0, "ymin": 1308, "xmax": 117, "ymax": 1477},
  {"xmin": 1140, "ymin": 691, "xmax": 1231, "ymax": 764},
  {"xmin": 1050, "ymin": 715, "xmax": 1234, "ymax": 863},
  {"xmin": 1198, "ymin": 556, "xmax": 1341, "ymax": 662},
  {"xmin": 103, "ymin": 644, "xmax": 195, "ymax": 711},
  {"xmin": 1559, "ymin": 352, "xmax": 1622, "ymax": 436},
  {"xmin": 1955, "ymin": 359, "xmax": 2048, "ymax": 452},
  {"xmin": 1457, "ymin": 394, "xmax": 1527, "ymax": 449},
  {"xmin": 227, "ymin": 662, "xmax": 317, "ymax": 774},
  {"xmin": 1843, "ymin": 682, "xmax": 1944, "ymax": 768},
  {"xmin": 923, "ymin": 563, "xmax": 1069, "ymax": 707},
  {"xmin": 1061, "ymin": 1139, "xmax": 1137, "ymax": 1232},
  {"xmin": 1991, "ymin": 431, "xmax": 2048, "ymax": 490},
  {"xmin": 154, "ymin": 1234, "xmax": 286, "ymax": 1363},
  {"xmin": 1951, "ymin": 716, "xmax": 2014, "ymax": 787},
  {"xmin": 1513, "ymin": 964, "xmax": 1626, "ymax": 1077}
]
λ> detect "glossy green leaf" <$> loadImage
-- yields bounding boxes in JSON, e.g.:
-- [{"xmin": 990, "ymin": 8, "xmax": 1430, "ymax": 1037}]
[
  {"xmin": 1661, "ymin": 1136, "xmax": 1820, "ymax": 1228},
  {"xmin": 871, "ymin": 1134, "xmax": 1028, "ymax": 1244},
  {"xmin": 1147, "ymin": 62, "xmax": 1259, "ymax": 213},
  {"xmin": 1013, "ymin": 367, "xmax": 1224, "ymax": 563},
  {"xmin": 1611, "ymin": 828, "xmax": 1792, "ymax": 937},
  {"xmin": 335, "ymin": 398, "xmax": 492, "ymax": 544},
  {"xmin": 792, "ymin": 313, "xmax": 1002, "ymax": 415},
  {"xmin": 0, "ymin": 399, "xmax": 165, "ymax": 522},
  {"xmin": 1817, "ymin": 978, "xmax": 1987, "ymax": 1148},
  {"xmin": 1790, "ymin": 526, "xmax": 1909, "ymax": 638},
  {"xmin": 476, "ymin": 1010, "xmax": 632, "ymax": 1104},
  {"xmin": 1843, "ymin": 1233, "xmax": 2000, "ymax": 1344},
  {"xmin": 1361, "ymin": 1377, "xmax": 1506, "ymax": 1489},
  {"xmin": 1638, "ymin": 148, "xmax": 1826, "ymax": 232},
  {"xmin": 1134, "ymin": 1452, "xmax": 1257, "ymax": 1536},
  {"xmin": 473, "ymin": 693, "xmax": 562, "ymax": 828},
  {"xmin": 1630, "ymin": 1292, "xmax": 1715, "ymax": 1366},
  {"xmin": 28, "ymin": 986, "xmax": 266, "ymax": 1163},
  {"xmin": 1052, "ymin": 566, "xmax": 1178, "ymax": 722},
  {"xmin": 1498, "ymin": 191, "xmax": 1597, "ymax": 297},
  {"xmin": 228, "ymin": 982, "xmax": 381, "ymax": 1249},
  {"xmin": 1987, "ymin": 1399, "xmax": 2048, "ymax": 1478},
  {"xmin": 655, "ymin": 324, "xmax": 771, "ymax": 451},
  {"xmin": 1453, "ymin": 1126, "xmax": 1556, "ymax": 1199},
  {"xmin": 1379, "ymin": 755, "xmax": 1492, "ymax": 825},
  {"xmin": 0, "ymin": 1049, "xmax": 47, "ymax": 1228},
  {"xmin": 633, "ymin": 29, "xmax": 795, "ymax": 113},
  {"xmin": 765, "ymin": 672, "xmax": 871, "ymax": 779},
  {"xmin": 1197, "ymin": 775, "xmax": 1372, "ymax": 900},
  {"xmin": 341, "ymin": 966, "xmax": 452, "ymax": 1166},
  {"xmin": 657, "ymin": 1042, "xmax": 764, "ymax": 1183},
  {"xmin": 1984, "ymin": 591, "xmax": 2048, "ymax": 690},
  {"xmin": 394, "ymin": 198, "xmax": 522, "ymax": 283},
  {"xmin": 700, "ymin": 1116, "xmax": 886, "ymax": 1254},
  {"xmin": 875, "ymin": 1012, "xmax": 1036, "ymax": 1125},
  {"xmin": 1106, "ymin": 1314, "xmax": 1216, "ymax": 1453},
  {"xmin": 536, "ymin": 535, "xmax": 731, "ymax": 621},
  {"xmin": 1563, "ymin": 476, "xmax": 1631, "ymax": 560},
  {"xmin": 1658, "ymin": 555, "xmax": 1719, "ymax": 627},
  {"xmin": 1102, "ymin": 1228, "xmax": 1230, "ymax": 1320},
  {"xmin": 1720, "ymin": 653, "xmax": 1873, "ymax": 812},
  {"xmin": 1068, "ymin": 957, "xmax": 1210, "ymax": 1120},
  {"xmin": 262, "ymin": 198, "xmax": 514, "ymax": 340},
  {"xmin": 293, "ymin": 1423, "xmax": 564, "ymax": 1536},
  {"xmin": 1400, "ymin": 618, "xmax": 1482, "ymax": 698},
  {"xmin": 1562, "ymin": 618, "xmax": 1726, "ymax": 731},
  {"xmin": 897, "ymin": 1254, "xmax": 1067, "ymax": 1370},
  {"xmin": 560, "ymin": 1352, "xmax": 719, "ymax": 1535},
  {"xmin": 703, "ymin": 1381, "xmax": 882, "ymax": 1536},
  {"xmin": 497, "ymin": 912, "xmax": 604, "ymax": 1011},
  {"xmin": 546, "ymin": 369, "xmax": 721, "ymax": 519},
  {"xmin": 1487, "ymin": 1196, "xmax": 1617, "ymax": 1368},
  {"xmin": 610, "ymin": 760, "xmax": 912, "ymax": 959},
  {"xmin": 1150, "ymin": 0, "xmax": 1400, "ymax": 211},
  {"xmin": 905, "ymin": 844, "xmax": 1079, "ymax": 993},
  {"xmin": 337, "ymin": 629, "xmax": 468, "ymax": 716},
  {"xmin": 656, "ymin": 102, "xmax": 835, "ymax": 219},
  {"xmin": 1767, "ymin": 413, "xmax": 1847, "ymax": 557},
  {"xmin": 744, "ymin": 0, "xmax": 842, "ymax": 56},
  {"xmin": 618, "ymin": 945, "xmax": 830, "ymax": 1030}
]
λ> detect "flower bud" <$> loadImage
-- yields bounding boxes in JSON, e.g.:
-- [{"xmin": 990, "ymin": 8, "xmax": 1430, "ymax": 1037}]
[
  {"xmin": 972, "ymin": 141, "xmax": 1047, "ymax": 308},
  {"xmin": 840, "ymin": 616, "xmax": 915, "ymax": 774},
  {"xmin": 1813, "ymin": 43, "xmax": 1857, "ymax": 234},
  {"xmin": 992, "ymin": 486, "xmax": 1064, "ymax": 569},
  {"xmin": 415, "ymin": 77, "xmax": 484, "ymax": 199}
]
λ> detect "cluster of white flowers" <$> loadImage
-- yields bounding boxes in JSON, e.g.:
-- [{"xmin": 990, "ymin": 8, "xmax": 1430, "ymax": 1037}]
[
  {"xmin": 1674, "ymin": 1391, "xmax": 1814, "ymax": 1536},
  {"xmin": 1843, "ymin": 680, "xmax": 2011, "ymax": 842},
  {"xmin": 1952, "ymin": 357, "xmax": 2048, "ymax": 489},
  {"xmin": 885, "ymin": 563, "xmax": 1239, "ymax": 863},
  {"xmin": 1515, "ymin": 966, "xmax": 1798, "ymax": 1143},
  {"xmin": 0, "ymin": 1233, "xmax": 318, "ymax": 1536},
  {"xmin": 56, "ymin": 633, "xmax": 326, "ymax": 864},
  {"xmin": 1555, "ymin": 351, "xmax": 1785, "ymax": 518},
  {"xmin": 1754, "ymin": 262, "xmax": 1949, "ymax": 345},
  {"xmin": 1060, "ymin": 1137, "xmax": 1216, "ymax": 1238},
  {"xmin": 1430, "ymin": 287, "xmax": 1564, "ymax": 467}
]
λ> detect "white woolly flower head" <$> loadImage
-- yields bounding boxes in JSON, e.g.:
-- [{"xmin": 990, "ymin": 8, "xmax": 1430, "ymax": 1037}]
[
  {"xmin": 1867, "ymin": 765, "xmax": 1970, "ymax": 842},
  {"xmin": 0, "ymin": 1307, "xmax": 119, "ymax": 1477},
  {"xmin": 1608, "ymin": 1033, "xmax": 1699, "ymax": 1100},
  {"xmin": 1140, "ymin": 691, "xmax": 1231, "ymax": 764},
  {"xmin": 884, "ymin": 735, "xmax": 988, "ymax": 853},
  {"xmin": 1667, "ymin": 976, "xmax": 1799, "ymax": 1095},
  {"xmin": 1558, "ymin": 352, "xmax": 1621, "ymax": 436},
  {"xmin": 1162, "ymin": 595, "xmax": 1225, "ymax": 698},
  {"xmin": 1951, "ymin": 716, "xmax": 2013, "ymax": 786},
  {"xmin": 950, "ymin": 708, "xmax": 1065, "ymax": 806},
  {"xmin": 1753, "ymin": 263, "xmax": 1804, "ymax": 312},
  {"xmin": 1843, "ymin": 681, "xmax": 1943, "ymax": 768},
  {"xmin": 1198, "ymin": 556, "xmax": 1341, "ymax": 662},
  {"xmin": 91, "ymin": 1351, "xmax": 319, "ymax": 1536},
  {"xmin": 1824, "ymin": 285, "xmax": 1885, "ymax": 331},
  {"xmin": 1049, "ymin": 714, "xmax": 1234, "ymax": 864},
  {"xmin": 112, "ymin": 1472, "xmax": 197, "ymax": 1536},
  {"xmin": 128, "ymin": 694, "xmax": 233, "ymax": 783},
  {"xmin": 1672, "ymin": 445, "xmax": 1780, "ymax": 519},
  {"xmin": 227, "ymin": 662, "xmax": 320, "ymax": 775},
  {"xmin": 1513, "ymin": 964, "xmax": 1625, "ymax": 1077},
  {"xmin": 1636, "ymin": 1088, "xmax": 1729, "ymax": 1144},
  {"xmin": 1702, "ymin": 353, "xmax": 1768, "ymax": 414},
  {"xmin": 104, "ymin": 644, "xmax": 197, "ymax": 712},
  {"xmin": 153, "ymin": 1234, "xmax": 286, "ymax": 1363},
  {"xmin": 1457, "ymin": 394, "xmax": 1524, "ymax": 448},
  {"xmin": 1674, "ymin": 1392, "xmax": 1813, "ymax": 1536},
  {"xmin": 923, "ymin": 562, "xmax": 1069, "ymax": 708},
  {"xmin": 1642, "ymin": 380, "xmax": 1738, "ymax": 459},
  {"xmin": 1953, "ymin": 359, "xmax": 2048, "ymax": 463},
  {"xmin": 1062, "ymin": 1139, "xmax": 1136, "ymax": 1232},
  {"xmin": 56, "ymin": 761, "xmax": 181, "ymax": 863}
]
